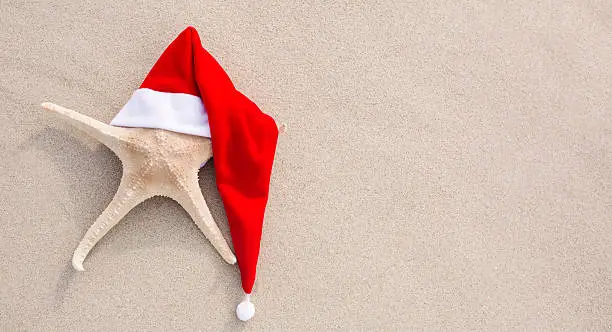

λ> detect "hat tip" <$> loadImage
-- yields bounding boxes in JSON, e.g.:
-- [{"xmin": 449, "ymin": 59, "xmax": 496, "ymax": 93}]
[{"xmin": 236, "ymin": 293, "xmax": 255, "ymax": 321}]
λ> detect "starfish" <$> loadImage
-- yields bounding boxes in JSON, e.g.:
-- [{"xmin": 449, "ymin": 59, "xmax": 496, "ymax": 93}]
[{"xmin": 41, "ymin": 102, "xmax": 238, "ymax": 270}]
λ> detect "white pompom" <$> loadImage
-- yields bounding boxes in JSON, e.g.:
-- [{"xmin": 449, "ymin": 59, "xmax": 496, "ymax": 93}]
[{"xmin": 236, "ymin": 293, "xmax": 255, "ymax": 321}]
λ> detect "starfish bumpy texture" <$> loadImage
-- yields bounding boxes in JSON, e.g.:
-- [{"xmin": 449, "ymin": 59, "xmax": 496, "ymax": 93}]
[{"xmin": 42, "ymin": 102, "xmax": 237, "ymax": 270}]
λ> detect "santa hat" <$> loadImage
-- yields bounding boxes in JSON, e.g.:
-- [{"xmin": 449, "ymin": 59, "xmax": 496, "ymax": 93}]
[{"xmin": 110, "ymin": 26, "xmax": 279, "ymax": 321}]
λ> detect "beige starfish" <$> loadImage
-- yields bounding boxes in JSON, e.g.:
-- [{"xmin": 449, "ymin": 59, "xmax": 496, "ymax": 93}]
[{"xmin": 41, "ymin": 102, "xmax": 238, "ymax": 270}]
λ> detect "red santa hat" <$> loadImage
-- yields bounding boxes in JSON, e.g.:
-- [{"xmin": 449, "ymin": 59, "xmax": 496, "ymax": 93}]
[{"xmin": 110, "ymin": 26, "xmax": 279, "ymax": 321}]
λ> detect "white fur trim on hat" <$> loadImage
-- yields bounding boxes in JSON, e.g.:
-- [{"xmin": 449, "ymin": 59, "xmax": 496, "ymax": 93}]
[{"xmin": 110, "ymin": 88, "xmax": 211, "ymax": 137}]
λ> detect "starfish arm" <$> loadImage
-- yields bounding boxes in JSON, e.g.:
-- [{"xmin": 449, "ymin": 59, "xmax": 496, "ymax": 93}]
[
  {"xmin": 170, "ymin": 176, "xmax": 237, "ymax": 265},
  {"xmin": 41, "ymin": 102, "xmax": 127, "ymax": 154},
  {"xmin": 72, "ymin": 174, "xmax": 150, "ymax": 271}
]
